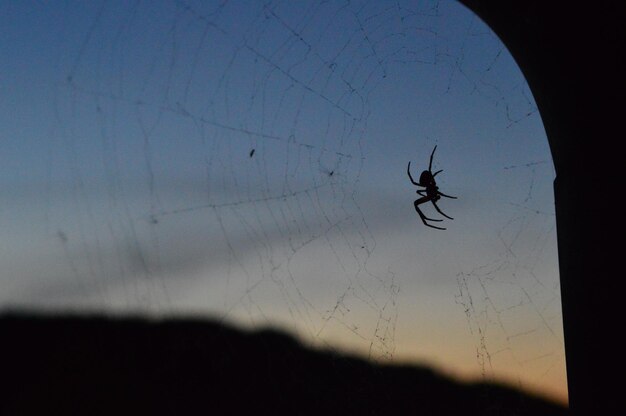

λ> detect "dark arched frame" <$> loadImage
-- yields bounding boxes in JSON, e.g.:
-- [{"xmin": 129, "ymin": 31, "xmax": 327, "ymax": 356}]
[{"xmin": 460, "ymin": 1, "xmax": 624, "ymax": 413}]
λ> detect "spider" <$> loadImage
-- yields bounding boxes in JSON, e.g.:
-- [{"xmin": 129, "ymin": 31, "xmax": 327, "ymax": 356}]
[{"xmin": 407, "ymin": 145, "xmax": 457, "ymax": 230}]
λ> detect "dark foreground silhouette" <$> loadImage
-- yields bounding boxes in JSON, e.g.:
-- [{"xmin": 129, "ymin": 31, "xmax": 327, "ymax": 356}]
[{"xmin": 1, "ymin": 312, "xmax": 567, "ymax": 415}]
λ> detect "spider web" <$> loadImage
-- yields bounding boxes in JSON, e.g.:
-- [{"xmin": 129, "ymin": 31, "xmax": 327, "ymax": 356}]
[{"xmin": 1, "ymin": 0, "xmax": 566, "ymax": 405}]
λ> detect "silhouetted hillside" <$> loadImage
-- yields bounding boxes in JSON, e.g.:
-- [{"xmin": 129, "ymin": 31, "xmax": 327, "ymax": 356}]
[{"xmin": 1, "ymin": 312, "xmax": 567, "ymax": 415}]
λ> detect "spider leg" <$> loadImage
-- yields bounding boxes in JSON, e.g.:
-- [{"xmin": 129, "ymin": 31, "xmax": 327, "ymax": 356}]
[
  {"xmin": 414, "ymin": 198, "xmax": 446, "ymax": 230},
  {"xmin": 407, "ymin": 161, "xmax": 420, "ymax": 186},
  {"xmin": 417, "ymin": 189, "xmax": 426, "ymax": 196},
  {"xmin": 428, "ymin": 145, "xmax": 437, "ymax": 172},
  {"xmin": 433, "ymin": 169, "xmax": 443, "ymax": 177},
  {"xmin": 432, "ymin": 200, "xmax": 453, "ymax": 220},
  {"xmin": 414, "ymin": 198, "xmax": 442, "ymax": 221},
  {"xmin": 438, "ymin": 191, "xmax": 457, "ymax": 199}
]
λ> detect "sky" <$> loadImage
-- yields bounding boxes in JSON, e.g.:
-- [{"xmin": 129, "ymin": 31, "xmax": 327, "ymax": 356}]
[{"xmin": 0, "ymin": 0, "xmax": 566, "ymax": 405}]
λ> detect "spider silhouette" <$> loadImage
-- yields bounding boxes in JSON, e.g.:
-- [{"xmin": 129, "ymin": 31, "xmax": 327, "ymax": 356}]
[{"xmin": 407, "ymin": 146, "xmax": 457, "ymax": 230}]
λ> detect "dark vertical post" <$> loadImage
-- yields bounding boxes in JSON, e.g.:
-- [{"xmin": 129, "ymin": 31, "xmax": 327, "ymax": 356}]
[{"xmin": 460, "ymin": 1, "xmax": 625, "ymax": 413}]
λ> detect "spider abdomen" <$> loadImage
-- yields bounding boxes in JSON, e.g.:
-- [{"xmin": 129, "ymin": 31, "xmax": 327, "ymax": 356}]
[{"xmin": 419, "ymin": 170, "xmax": 435, "ymax": 187}]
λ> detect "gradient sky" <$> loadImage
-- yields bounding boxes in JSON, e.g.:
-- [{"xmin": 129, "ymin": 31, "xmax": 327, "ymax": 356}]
[{"xmin": 1, "ymin": 0, "xmax": 566, "ymax": 404}]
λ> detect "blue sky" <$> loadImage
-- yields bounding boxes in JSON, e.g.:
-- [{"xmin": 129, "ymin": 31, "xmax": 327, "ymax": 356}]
[{"xmin": 1, "ymin": 0, "xmax": 565, "ymax": 404}]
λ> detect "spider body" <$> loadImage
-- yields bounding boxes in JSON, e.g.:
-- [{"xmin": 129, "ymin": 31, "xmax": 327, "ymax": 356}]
[{"xmin": 408, "ymin": 146, "xmax": 457, "ymax": 230}]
